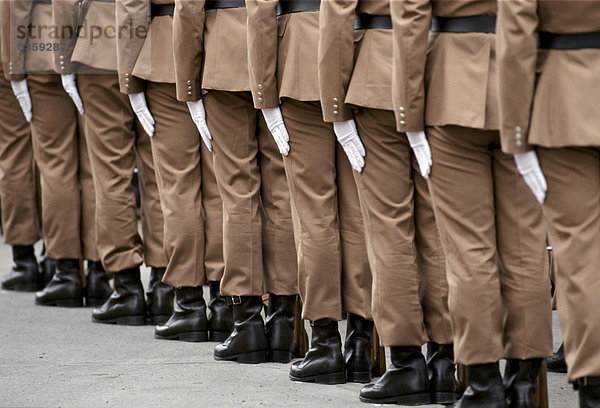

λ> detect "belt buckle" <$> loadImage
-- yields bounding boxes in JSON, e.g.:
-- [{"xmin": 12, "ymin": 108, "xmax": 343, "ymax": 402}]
[{"xmin": 230, "ymin": 295, "xmax": 242, "ymax": 305}]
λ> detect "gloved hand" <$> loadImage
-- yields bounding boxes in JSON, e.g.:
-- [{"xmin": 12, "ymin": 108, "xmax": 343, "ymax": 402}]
[
  {"xmin": 61, "ymin": 74, "xmax": 84, "ymax": 115},
  {"xmin": 187, "ymin": 99, "xmax": 212, "ymax": 152},
  {"xmin": 333, "ymin": 119, "xmax": 365, "ymax": 172},
  {"xmin": 514, "ymin": 151, "xmax": 547, "ymax": 204},
  {"xmin": 129, "ymin": 92, "xmax": 154, "ymax": 137},
  {"xmin": 261, "ymin": 107, "xmax": 290, "ymax": 156},
  {"xmin": 10, "ymin": 80, "xmax": 32, "ymax": 122},
  {"xmin": 407, "ymin": 130, "xmax": 433, "ymax": 179}
]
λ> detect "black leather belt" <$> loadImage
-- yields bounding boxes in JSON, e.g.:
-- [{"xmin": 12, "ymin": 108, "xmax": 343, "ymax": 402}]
[
  {"xmin": 205, "ymin": 0, "xmax": 246, "ymax": 10},
  {"xmin": 431, "ymin": 15, "xmax": 496, "ymax": 34},
  {"xmin": 151, "ymin": 3, "xmax": 175, "ymax": 17},
  {"xmin": 277, "ymin": 0, "xmax": 320, "ymax": 16},
  {"xmin": 538, "ymin": 31, "xmax": 600, "ymax": 50},
  {"xmin": 354, "ymin": 14, "xmax": 392, "ymax": 30}
]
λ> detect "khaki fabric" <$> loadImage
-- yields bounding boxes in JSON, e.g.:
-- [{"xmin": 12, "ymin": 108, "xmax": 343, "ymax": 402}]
[
  {"xmin": 280, "ymin": 98, "xmax": 372, "ymax": 322},
  {"xmin": 427, "ymin": 125, "xmax": 552, "ymax": 365},
  {"xmin": 0, "ymin": 62, "xmax": 40, "ymax": 246},
  {"xmin": 203, "ymin": 90, "xmax": 297, "ymax": 296},
  {"xmin": 538, "ymin": 147, "xmax": 600, "ymax": 381},
  {"xmin": 146, "ymin": 81, "xmax": 224, "ymax": 287},
  {"xmin": 77, "ymin": 114, "xmax": 99, "ymax": 262},
  {"xmin": 390, "ymin": 0, "xmax": 497, "ymax": 133},
  {"xmin": 354, "ymin": 108, "xmax": 452, "ymax": 347},
  {"xmin": 497, "ymin": 0, "xmax": 600, "ymax": 153},
  {"xmin": 78, "ymin": 72, "xmax": 166, "ymax": 272}
]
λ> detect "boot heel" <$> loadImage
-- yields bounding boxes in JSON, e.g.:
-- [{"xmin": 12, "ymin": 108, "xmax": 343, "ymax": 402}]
[
  {"xmin": 432, "ymin": 391, "xmax": 458, "ymax": 405},
  {"xmin": 209, "ymin": 331, "xmax": 230, "ymax": 343},
  {"xmin": 395, "ymin": 392, "xmax": 431, "ymax": 406},
  {"xmin": 314, "ymin": 371, "xmax": 347, "ymax": 385},
  {"xmin": 55, "ymin": 298, "xmax": 84, "ymax": 307},
  {"xmin": 179, "ymin": 331, "xmax": 209, "ymax": 342},
  {"xmin": 346, "ymin": 370, "xmax": 372, "ymax": 383},
  {"xmin": 237, "ymin": 351, "xmax": 268, "ymax": 364},
  {"xmin": 269, "ymin": 350, "xmax": 294, "ymax": 363},
  {"xmin": 93, "ymin": 315, "xmax": 147, "ymax": 326}
]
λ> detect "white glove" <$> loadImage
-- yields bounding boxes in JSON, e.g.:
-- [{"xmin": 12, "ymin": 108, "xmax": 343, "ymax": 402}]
[
  {"xmin": 333, "ymin": 120, "xmax": 365, "ymax": 172},
  {"xmin": 187, "ymin": 100, "xmax": 212, "ymax": 152},
  {"xmin": 10, "ymin": 80, "xmax": 32, "ymax": 122},
  {"xmin": 129, "ymin": 92, "xmax": 154, "ymax": 137},
  {"xmin": 61, "ymin": 74, "xmax": 85, "ymax": 115},
  {"xmin": 514, "ymin": 151, "xmax": 547, "ymax": 204},
  {"xmin": 261, "ymin": 107, "xmax": 290, "ymax": 156},
  {"xmin": 407, "ymin": 130, "xmax": 433, "ymax": 179}
]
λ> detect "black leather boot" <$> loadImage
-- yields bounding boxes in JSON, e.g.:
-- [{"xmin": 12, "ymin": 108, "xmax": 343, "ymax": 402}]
[
  {"xmin": 214, "ymin": 296, "xmax": 268, "ymax": 364},
  {"xmin": 577, "ymin": 378, "xmax": 600, "ymax": 408},
  {"xmin": 452, "ymin": 362, "xmax": 507, "ymax": 408},
  {"xmin": 289, "ymin": 319, "xmax": 346, "ymax": 384},
  {"xmin": 503, "ymin": 358, "xmax": 542, "ymax": 408},
  {"xmin": 84, "ymin": 261, "xmax": 112, "ymax": 307},
  {"xmin": 427, "ymin": 342, "xmax": 459, "ymax": 404},
  {"xmin": 344, "ymin": 313, "xmax": 374, "ymax": 383},
  {"xmin": 155, "ymin": 286, "xmax": 209, "ymax": 342},
  {"xmin": 92, "ymin": 267, "xmax": 146, "ymax": 325},
  {"xmin": 546, "ymin": 343, "xmax": 567, "ymax": 373},
  {"xmin": 265, "ymin": 294, "xmax": 296, "ymax": 363},
  {"xmin": 38, "ymin": 254, "xmax": 56, "ymax": 290},
  {"xmin": 146, "ymin": 267, "xmax": 174, "ymax": 325},
  {"xmin": 359, "ymin": 346, "xmax": 431, "ymax": 405},
  {"xmin": 208, "ymin": 281, "xmax": 233, "ymax": 342},
  {"xmin": 35, "ymin": 259, "xmax": 83, "ymax": 307},
  {"xmin": 1, "ymin": 245, "xmax": 39, "ymax": 292}
]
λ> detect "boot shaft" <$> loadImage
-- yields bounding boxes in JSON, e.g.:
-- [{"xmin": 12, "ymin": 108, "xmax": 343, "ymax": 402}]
[
  {"xmin": 12, "ymin": 245, "xmax": 35, "ymax": 261},
  {"xmin": 175, "ymin": 286, "xmax": 206, "ymax": 311},
  {"xmin": 579, "ymin": 380, "xmax": 600, "ymax": 408}
]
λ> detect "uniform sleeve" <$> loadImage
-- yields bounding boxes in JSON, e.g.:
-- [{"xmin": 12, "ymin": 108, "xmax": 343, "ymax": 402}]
[
  {"xmin": 246, "ymin": 0, "xmax": 279, "ymax": 109},
  {"xmin": 1, "ymin": 0, "xmax": 33, "ymax": 80},
  {"xmin": 497, "ymin": 0, "xmax": 538, "ymax": 154},
  {"xmin": 390, "ymin": 0, "xmax": 431, "ymax": 132},
  {"xmin": 317, "ymin": 0, "xmax": 357, "ymax": 122},
  {"xmin": 116, "ymin": 0, "xmax": 148, "ymax": 94},
  {"xmin": 52, "ymin": 0, "xmax": 80, "ymax": 74},
  {"xmin": 173, "ymin": 0, "xmax": 205, "ymax": 102}
]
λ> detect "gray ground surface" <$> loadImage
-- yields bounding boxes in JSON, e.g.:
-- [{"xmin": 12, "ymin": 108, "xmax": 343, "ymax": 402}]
[{"xmin": 0, "ymin": 240, "xmax": 577, "ymax": 407}]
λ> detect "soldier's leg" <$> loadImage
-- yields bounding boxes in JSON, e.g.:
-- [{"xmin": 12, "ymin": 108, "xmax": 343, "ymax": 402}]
[
  {"xmin": 0, "ymin": 67, "xmax": 41, "ymax": 291},
  {"xmin": 28, "ymin": 74, "xmax": 83, "ymax": 307}
]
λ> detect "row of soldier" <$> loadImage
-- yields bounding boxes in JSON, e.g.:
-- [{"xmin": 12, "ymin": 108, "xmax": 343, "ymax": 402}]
[{"xmin": 0, "ymin": 0, "xmax": 598, "ymax": 407}]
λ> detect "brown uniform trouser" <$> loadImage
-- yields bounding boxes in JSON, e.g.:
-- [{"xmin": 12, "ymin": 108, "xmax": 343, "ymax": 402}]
[
  {"xmin": 353, "ymin": 108, "xmax": 452, "ymax": 347},
  {"xmin": 77, "ymin": 72, "xmax": 166, "ymax": 273},
  {"xmin": 427, "ymin": 125, "xmax": 552, "ymax": 365},
  {"xmin": 203, "ymin": 90, "xmax": 297, "ymax": 296},
  {"xmin": 145, "ymin": 81, "xmax": 223, "ymax": 287},
  {"xmin": 280, "ymin": 98, "xmax": 372, "ymax": 322},
  {"xmin": 27, "ymin": 74, "xmax": 98, "ymax": 261},
  {"xmin": 0, "ymin": 70, "xmax": 40, "ymax": 246},
  {"xmin": 538, "ymin": 147, "xmax": 600, "ymax": 381}
]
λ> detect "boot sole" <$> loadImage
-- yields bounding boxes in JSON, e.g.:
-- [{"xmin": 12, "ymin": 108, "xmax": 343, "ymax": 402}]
[
  {"xmin": 214, "ymin": 350, "xmax": 268, "ymax": 364},
  {"xmin": 289, "ymin": 371, "xmax": 347, "ymax": 385},
  {"xmin": 359, "ymin": 392, "xmax": 431, "ymax": 405},
  {"xmin": 432, "ymin": 391, "xmax": 458, "ymax": 405},
  {"xmin": 1, "ymin": 282, "xmax": 38, "ymax": 292},
  {"xmin": 346, "ymin": 370, "xmax": 372, "ymax": 383},
  {"xmin": 209, "ymin": 331, "xmax": 230, "ymax": 343},
  {"xmin": 269, "ymin": 350, "xmax": 294, "ymax": 363},
  {"xmin": 35, "ymin": 297, "xmax": 83, "ymax": 307},
  {"xmin": 155, "ymin": 331, "xmax": 209, "ymax": 342},
  {"xmin": 92, "ymin": 315, "xmax": 147, "ymax": 326},
  {"xmin": 148, "ymin": 314, "xmax": 171, "ymax": 325}
]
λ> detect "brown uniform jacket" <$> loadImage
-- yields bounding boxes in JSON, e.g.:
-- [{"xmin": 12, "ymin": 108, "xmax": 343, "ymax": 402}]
[
  {"xmin": 497, "ymin": 0, "xmax": 600, "ymax": 154},
  {"xmin": 318, "ymin": 0, "xmax": 391, "ymax": 122},
  {"xmin": 246, "ymin": 0, "xmax": 321, "ymax": 109},
  {"xmin": 390, "ymin": 0, "xmax": 497, "ymax": 133},
  {"xmin": 1, "ymin": 0, "xmax": 56, "ymax": 80},
  {"xmin": 52, "ymin": 0, "xmax": 119, "ymax": 74},
  {"xmin": 172, "ymin": 1, "xmax": 251, "ymax": 102},
  {"xmin": 116, "ymin": 0, "xmax": 176, "ymax": 94}
]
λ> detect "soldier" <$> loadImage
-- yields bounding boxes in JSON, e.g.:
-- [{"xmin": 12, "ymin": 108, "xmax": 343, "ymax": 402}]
[
  {"xmin": 390, "ymin": 0, "xmax": 553, "ymax": 406},
  {"xmin": 172, "ymin": 0, "xmax": 299, "ymax": 363},
  {"xmin": 497, "ymin": 1, "xmax": 600, "ymax": 406},
  {"xmin": 0, "ymin": 25, "xmax": 41, "ymax": 293},
  {"xmin": 1, "ymin": 0, "xmax": 110, "ymax": 308},
  {"xmin": 50, "ymin": 0, "xmax": 172, "ymax": 322},
  {"xmin": 318, "ymin": 0, "xmax": 455, "ymax": 404},
  {"xmin": 246, "ymin": 0, "xmax": 374, "ymax": 384},
  {"xmin": 113, "ymin": 0, "xmax": 230, "ymax": 340}
]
